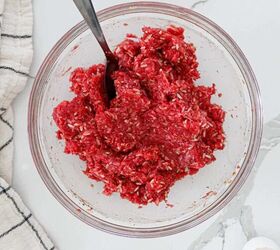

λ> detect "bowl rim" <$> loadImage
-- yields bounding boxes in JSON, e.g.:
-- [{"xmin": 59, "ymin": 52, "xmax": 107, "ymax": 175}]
[{"xmin": 28, "ymin": 1, "xmax": 263, "ymax": 238}]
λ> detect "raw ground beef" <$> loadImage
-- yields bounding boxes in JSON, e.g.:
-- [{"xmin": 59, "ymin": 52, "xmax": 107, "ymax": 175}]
[{"xmin": 53, "ymin": 25, "xmax": 225, "ymax": 205}]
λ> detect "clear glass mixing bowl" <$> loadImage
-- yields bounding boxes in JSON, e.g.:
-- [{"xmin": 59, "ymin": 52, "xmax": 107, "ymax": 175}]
[{"xmin": 28, "ymin": 2, "xmax": 262, "ymax": 237}]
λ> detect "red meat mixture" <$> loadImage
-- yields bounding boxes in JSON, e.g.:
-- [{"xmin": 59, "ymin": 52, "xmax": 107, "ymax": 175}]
[{"xmin": 53, "ymin": 26, "xmax": 225, "ymax": 205}]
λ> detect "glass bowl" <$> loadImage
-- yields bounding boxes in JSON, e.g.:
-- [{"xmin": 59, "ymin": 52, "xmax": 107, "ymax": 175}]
[{"xmin": 28, "ymin": 2, "xmax": 262, "ymax": 237}]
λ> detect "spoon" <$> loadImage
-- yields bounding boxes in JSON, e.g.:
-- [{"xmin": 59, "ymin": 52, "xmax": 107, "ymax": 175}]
[{"xmin": 73, "ymin": 0, "xmax": 117, "ymax": 104}]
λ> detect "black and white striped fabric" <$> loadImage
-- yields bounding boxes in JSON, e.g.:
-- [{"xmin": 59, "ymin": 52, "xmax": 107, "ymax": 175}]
[
  {"xmin": 0, "ymin": 179, "xmax": 55, "ymax": 250},
  {"xmin": 0, "ymin": 0, "xmax": 33, "ymax": 183},
  {"xmin": 0, "ymin": 0, "xmax": 55, "ymax": 249}
]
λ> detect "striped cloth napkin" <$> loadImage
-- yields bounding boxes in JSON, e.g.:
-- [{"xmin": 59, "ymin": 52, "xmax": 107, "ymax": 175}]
[{"xmin": 0, "ymin": 0, "xmax": 55, "ymax": 249}]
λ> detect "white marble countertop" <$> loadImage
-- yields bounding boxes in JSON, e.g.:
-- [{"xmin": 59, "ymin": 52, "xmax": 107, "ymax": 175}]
[{"xmin": 12, "ymin": 0, "xmax": 280, "ymax": 249}]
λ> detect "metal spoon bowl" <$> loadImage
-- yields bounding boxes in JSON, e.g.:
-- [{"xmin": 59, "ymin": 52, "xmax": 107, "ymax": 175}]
[{"xmin": 73, "ymin": 0, "xmax": 117, "ymax": 104}]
